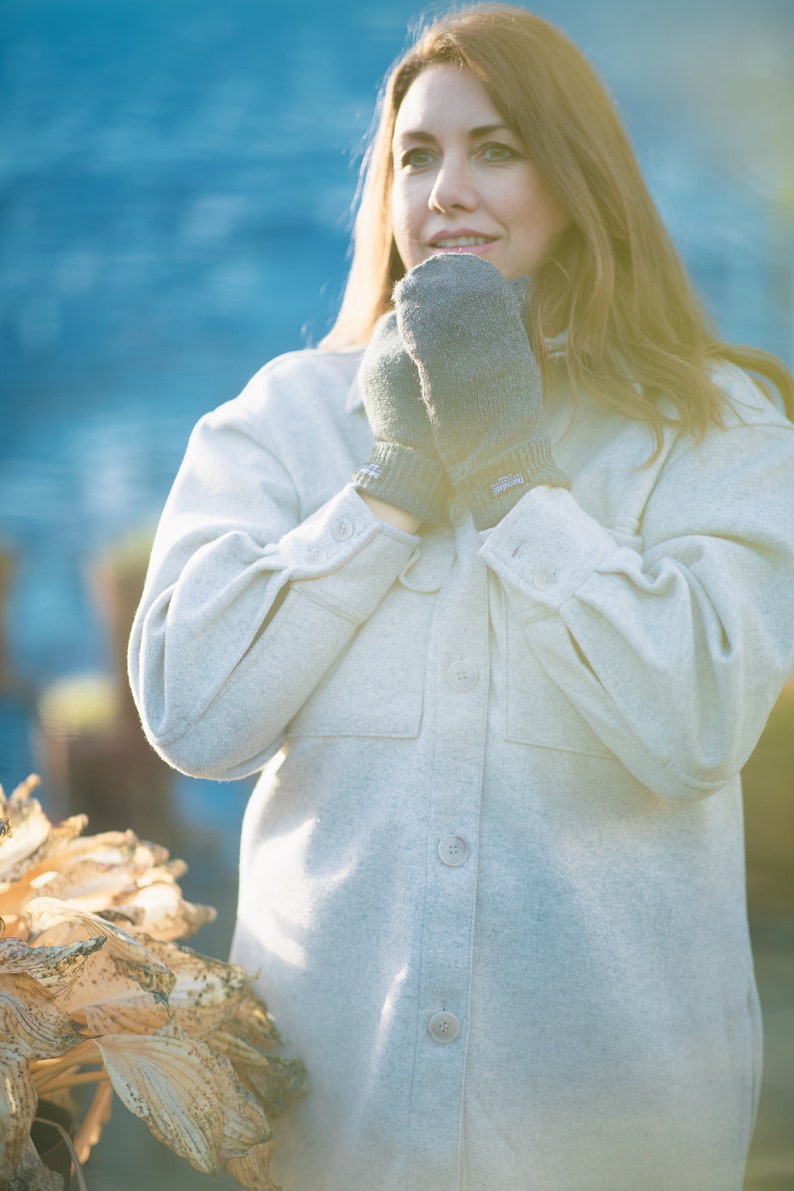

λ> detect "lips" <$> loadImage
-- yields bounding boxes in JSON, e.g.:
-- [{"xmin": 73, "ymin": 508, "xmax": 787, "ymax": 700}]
[
  {"xmin": 432, "ymin": 235, "xmax": 494, "ymax": 248},
  {"xmin": 425, "ymin": 231, "xmax": 499, "ymax": 263},
  {"xmin": 427, "ymin": 229, "xmax": 497, "ymax": 250}
]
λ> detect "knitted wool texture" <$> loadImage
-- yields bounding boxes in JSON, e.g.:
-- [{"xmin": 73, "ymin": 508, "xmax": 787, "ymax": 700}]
[
  {"xmin": 395, "ymin": 253, "xmax": 570, "ymax": 530},
  {"xmin": 353, "ymin": 311, "xmax": 451, "ymax": 525}
]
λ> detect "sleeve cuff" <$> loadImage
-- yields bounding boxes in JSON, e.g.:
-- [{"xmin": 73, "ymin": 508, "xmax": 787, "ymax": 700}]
[
  {"xmin": 453, "ymin": 437, "xmax": 570, "ymax": 530},
  {"xmin": 281, "ymin": 484, "xmax": 419, "ymax": 622},
  {"xmin": 353, "ymin": 441, "xmax": 451, "ymax": 526},
  {"xmin": 479, "ymin": 485, "xmax": 617, "ymax": 615}
]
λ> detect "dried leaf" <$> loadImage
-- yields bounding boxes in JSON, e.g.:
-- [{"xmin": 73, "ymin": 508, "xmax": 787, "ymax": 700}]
[
  {"xmin": 28, "ymin": 1039, "xmax": 101, "ymax": 1097},
  {"xmin": 4, "ymin": 1136, "xmax": 65, "ymax": 1189},
  {"xmin": 0, "ymin": 776, "xmax": 41, "ymax": 817},
  {"xmin": 26, "ymin": 814, "xmax": 89, "ymax": 861},
  {"xmin": 96, "ymin": 1024, "xmax": 276, "ymax": 1181},
  {"xmin": 72, "ymin": 831, "xmax": 161, "ymax": 865},
  {"xmin": 0, "ymin": 915, "xmax": 26, "ymax": 942},
  {"xmin": 224, "ymin": 1138, "xmax": 281, "ymax": 1191},
  {"xmin": 0, "ymin": 781, "xmax": 52, "ymax": 885},
  {"xmin": 98, "ymin": 906, "xmax": 145, "ymax": 928},
  {"xmin": 0, "ymin": 777, "xmax": 304, "ymax": 1189},
  {"xmin": 229, "ymin": 985, "xmax": 284, "ymax": 1051},
  {"xmin": 137, "ymin": 853, "xmax": 185, "ymax": 881},
  {"xmin": 211, "ymin": 1030, "xmax": 267, "ymax": 1070},
  {"xmin": 0, "ymin": 936, "xmax": 105, "ymax": 995},
  {"xmin": 122, "ymin": 880, "xmax": 216, "ymax": 941},
  {"xmin": 0, "ymin": 779, "xmax": 92, "ymax": 906},
  {"xmin": 85, "ymin": 1000, "xmax": 170, "ymax": 1037},
  {"xmin": 0, "ymin": 1053, "xmax": 36, "ymax": 1177},
  {"xmin": 141, "ymin": 940, "xmax": 248, "ymax": 1035},
  {"xmin": 21, "ymin": 857, "xmax": 143, "ymax": 910},
  {"xmin": 2, "ymin": 832, "xmax": 154, "ymax": 924},
  {"xmin": 65, "ymin": 949, "xmax": 170, "ymax": 1034},
  {"xmin": 215, "ymin": 1069, "xmax": 278, "ymax": 1190},
  {"xmin": 234, "ymin": 1054, "xmax": 308, "ymax": 1120},
  {"xmin": 0, "ymin": 976, "xmax": 85, "ymax": 1059},
  {"xmin": 25, "ymin": 900, "xmax": 175, "ymax": 1004},
  {"xmin": 96, "ymin": 1025, "xmax": 226, "ymax": 1174}
]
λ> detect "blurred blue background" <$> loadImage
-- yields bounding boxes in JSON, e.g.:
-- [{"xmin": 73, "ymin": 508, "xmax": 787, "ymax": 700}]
[{"xmin": 1, "ymin": 0, "xmax": 792, "ymax": 1186}]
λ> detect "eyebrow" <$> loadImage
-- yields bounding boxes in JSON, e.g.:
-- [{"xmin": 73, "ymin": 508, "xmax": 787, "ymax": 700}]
[{"xmin": 394, "ymin": 122, "xmax": 512, "ymax": 143}]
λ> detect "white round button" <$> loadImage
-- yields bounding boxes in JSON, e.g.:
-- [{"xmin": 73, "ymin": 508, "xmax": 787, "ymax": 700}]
[
  {"xmin": 438, "ymin": 835, "xmax": 469, "ymax": 867},
  {"xmin": 448, "ymin": 496, "xmax": 469, "ymax": 526},
  {"xmin": 331, "ymin": 518, "xmax": 354, "ymax": 541},
  {"xmin": 428, "ymin": 1011, "xmax": 461, "ymax": 1044},
  {"xmin": 446, "ymin": 661, "xmax": 478, "ymax": 692},
  {"xmin": 308, "ymin": 547, "xmax": 327, "ymax": 563}
]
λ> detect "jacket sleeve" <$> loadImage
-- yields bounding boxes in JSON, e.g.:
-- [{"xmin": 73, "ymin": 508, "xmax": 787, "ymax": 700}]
[
  {"xmin": 479, "ymin": 417, "xmax": 794, "ymax": 801},
  {"xmin": 128, "ymin": 398, "xmax": 418, "ymax": 781}
]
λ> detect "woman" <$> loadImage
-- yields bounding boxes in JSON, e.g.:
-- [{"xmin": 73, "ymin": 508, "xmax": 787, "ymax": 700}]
[{"xmin": 129, "ymin": 6, "xmax": 794, "ymax": 1189}]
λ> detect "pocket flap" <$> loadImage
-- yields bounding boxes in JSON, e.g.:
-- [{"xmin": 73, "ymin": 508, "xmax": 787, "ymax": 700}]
[{"xmin": 286, "ymin": 582, "xmax": 431, "ymax": 738}]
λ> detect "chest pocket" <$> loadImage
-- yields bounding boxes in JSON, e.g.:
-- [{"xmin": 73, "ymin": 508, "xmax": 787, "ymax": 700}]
[
  {"xmin": 286, "ymin": 530, "xmax": 454, "ymax": 739},
  {"xmin": 497, "ymin": 518, "xmax": 644, "ymax": 759},
  {"xmin": 504, "ymin": 613, "xmax": 615, "ymax": 759}
]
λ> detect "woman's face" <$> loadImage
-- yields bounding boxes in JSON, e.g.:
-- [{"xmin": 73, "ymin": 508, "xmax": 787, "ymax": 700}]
[{"xmin": 391, "ymin": 64, "xmax": 571, "ymax": 280}]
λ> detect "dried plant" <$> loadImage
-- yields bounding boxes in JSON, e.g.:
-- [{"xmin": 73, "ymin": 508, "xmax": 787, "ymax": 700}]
[{"xmin": 0, "ymin": 775, "xmax": 306, "ymax": 1190}]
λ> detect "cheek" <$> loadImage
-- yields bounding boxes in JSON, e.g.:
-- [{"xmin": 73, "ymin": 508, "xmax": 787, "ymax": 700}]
[
  {"xmin": 391, "ymin": 182, "xmax": 415, "ymax": 235},
  {"xmin": 505, "ymin": 168, "xmax": 569, "ymax": 244},
  {"xmin": 517, "ymin": 197, "xmax": 569, "ymax": 259}
]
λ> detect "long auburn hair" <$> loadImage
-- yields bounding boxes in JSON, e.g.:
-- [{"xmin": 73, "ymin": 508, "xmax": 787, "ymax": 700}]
[{"xmin": 322, "ymin": 4, "xmax": 793, "ymax": 448}]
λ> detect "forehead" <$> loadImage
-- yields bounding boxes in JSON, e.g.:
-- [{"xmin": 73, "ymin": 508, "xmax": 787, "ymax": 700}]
[{"xmin": 393, "ymin": 64, "xmax": 503, "ymax": 139}]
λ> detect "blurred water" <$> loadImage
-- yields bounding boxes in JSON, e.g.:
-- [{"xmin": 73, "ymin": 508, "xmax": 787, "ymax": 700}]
[{"xmin": 1, "ymin": 0, "xmax": 793, "ymax": 1185}]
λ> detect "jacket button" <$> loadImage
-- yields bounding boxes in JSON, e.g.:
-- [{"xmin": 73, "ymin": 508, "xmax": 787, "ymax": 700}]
[
  {"xmin": 331, "ymin": 517, "xmax": 354, "ymax": 541},
  {"xmin": 428, "ymin": 1012, "xmax": 461, "ymax": 1044},
  {"xmin": 438, "ymin": 835, "xmax": 469, "ymax": 867},
  {"xmin": 446, "ymin": 660, "xmax": 478, "ymax": 691},
  {"xmin": 308, "ymin": 546, "xmax": 327, "ymax": 563}
]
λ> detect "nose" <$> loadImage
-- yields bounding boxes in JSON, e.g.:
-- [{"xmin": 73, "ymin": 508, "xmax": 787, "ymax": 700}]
[{"xmin": 428, "ymin": 155, "xmax": 477, "ymax": 213}]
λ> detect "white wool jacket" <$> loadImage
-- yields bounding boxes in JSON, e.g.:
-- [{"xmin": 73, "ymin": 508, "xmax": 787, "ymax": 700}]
[{"xmin": 129, "ymin": 346, "xmax": 794, "ymax": 1191}]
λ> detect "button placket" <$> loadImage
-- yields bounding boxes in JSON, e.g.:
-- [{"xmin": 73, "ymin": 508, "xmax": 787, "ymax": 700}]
[
  {"xmin": 407, "ymin": 548, "xmax": 488, "ymax": 1176},
  {"xmin": 445, "ymin": 660, "xmax": 479, "ymax": 692}
]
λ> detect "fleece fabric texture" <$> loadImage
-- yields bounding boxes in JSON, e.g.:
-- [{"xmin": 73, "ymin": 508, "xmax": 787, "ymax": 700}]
[{"xmin": 128, "ymin": 345, "xmax": 794, "ymax": 1191}]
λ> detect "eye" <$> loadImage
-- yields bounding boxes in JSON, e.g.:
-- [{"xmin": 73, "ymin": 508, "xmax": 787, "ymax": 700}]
[
  {"xmin": 479, "ymin": 142, "xmax": 521, "ymax": 162},
  {"xmin": 398, "ymin": 146, "xmax": 435, "ymax": 169}
]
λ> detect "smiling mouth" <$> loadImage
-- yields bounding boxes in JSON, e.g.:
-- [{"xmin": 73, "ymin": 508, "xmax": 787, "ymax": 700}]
[{"xmin": 431, "ymin": 235, "xmax": 495, "ymax": 248}]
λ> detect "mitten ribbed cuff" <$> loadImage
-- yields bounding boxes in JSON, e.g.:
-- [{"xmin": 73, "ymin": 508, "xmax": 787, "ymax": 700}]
[
  {"xmin": 354, "ymin": 440, "xmax": 451, "ymax": 526},
  {"xmin": 452, "ymin": 437, "xmax": 570, "ymax": 531}
]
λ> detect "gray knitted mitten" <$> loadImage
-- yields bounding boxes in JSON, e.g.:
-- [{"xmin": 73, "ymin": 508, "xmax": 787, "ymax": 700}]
[
  {"xmin": 353, "ymin": 311, "xmax": 451, "ymax": 525},
  {"xmin": 394, "ymin": 253, "xmax": 570, "ymax": 530}
]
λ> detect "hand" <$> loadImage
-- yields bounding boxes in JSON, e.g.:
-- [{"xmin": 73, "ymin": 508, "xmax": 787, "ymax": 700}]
[
  {"xmin": 394, "ymin": 253, "xmax": 569, "ymax": 530},
  {"xmin": 353, "ymin": 311, "xmax": 451, "ymax": 526}
]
